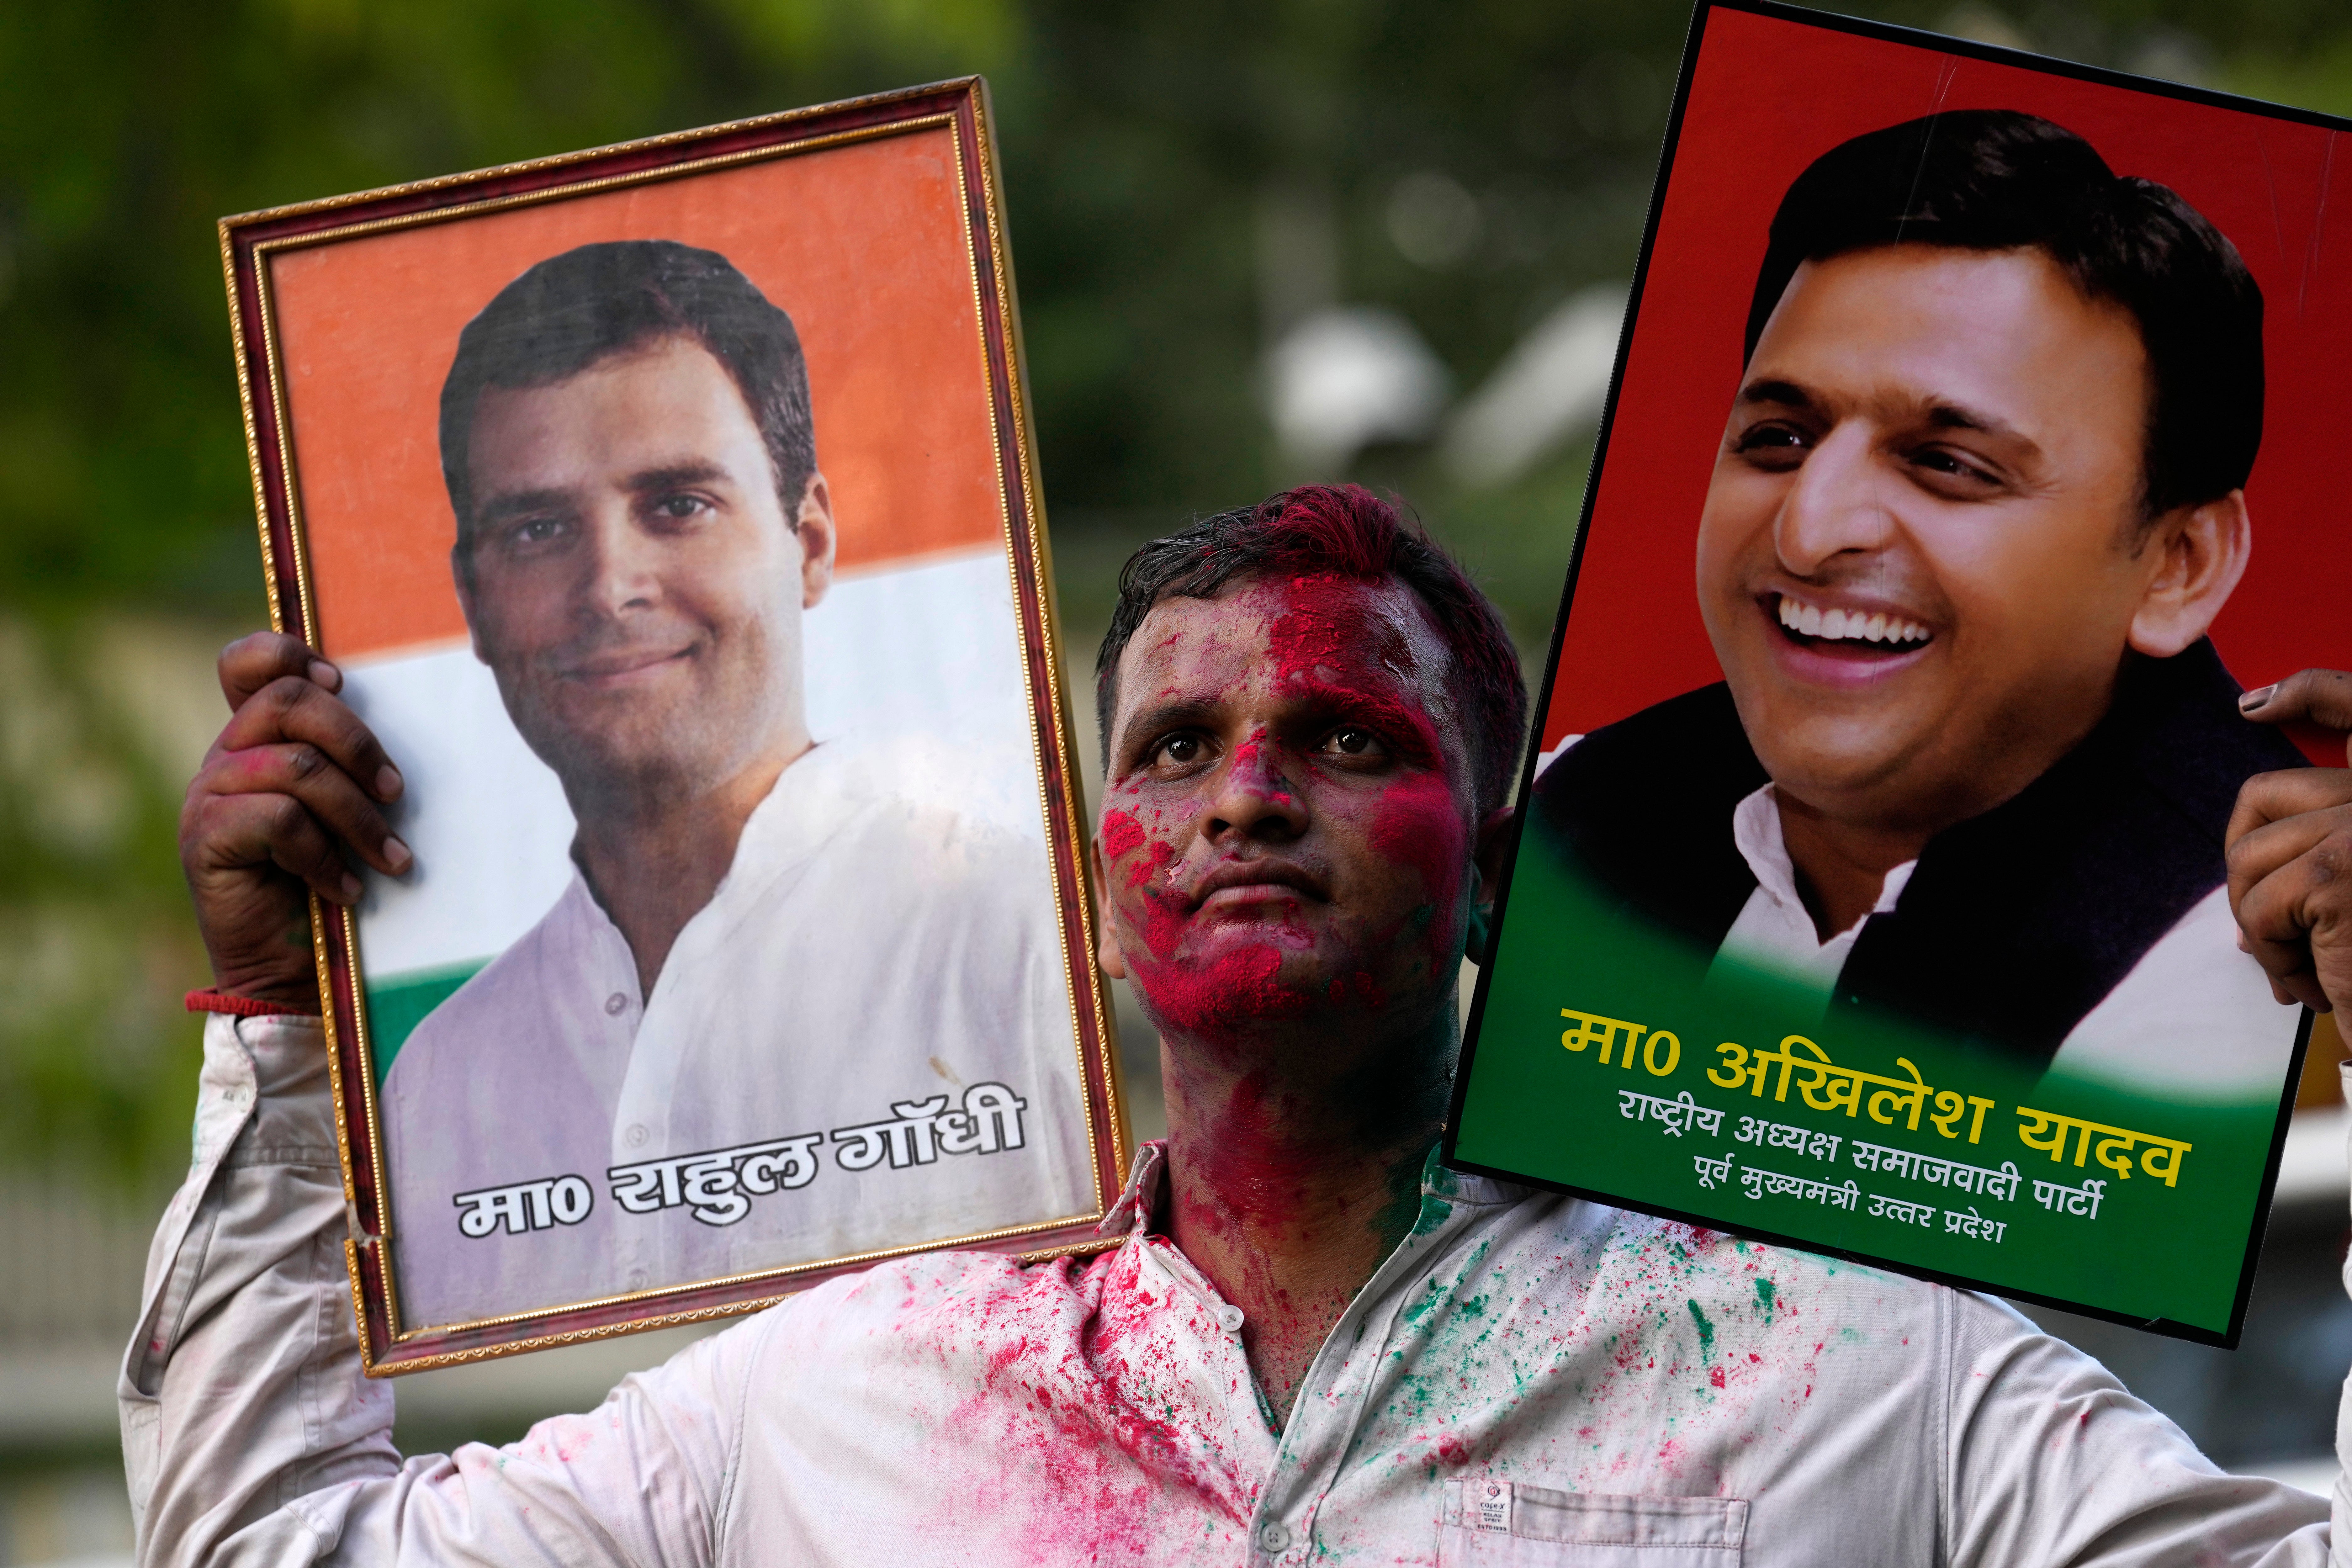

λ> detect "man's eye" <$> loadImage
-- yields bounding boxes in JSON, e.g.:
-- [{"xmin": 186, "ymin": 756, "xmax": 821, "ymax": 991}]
[
  {"xmin": 512, "ymin": 516, "xmax": 565, "ymax": 544},
  {"xmin": 1157, "ymin": 734, "xmax": 1204, "ymax": 765},
  {"xmin": 1325, "ymin": 727, "xmax": 1381, "ymax": 757},
  {"xmin": 1908, "ymin": 447, "xmax": 1999, "ymax": 489},
  {"xmin": 1734, "ymin": 423, "xmax": 1810, "ymax": 464},
  {"xmin": 652, "ymin": 494, "xmax": 709, "ymax": 521}
]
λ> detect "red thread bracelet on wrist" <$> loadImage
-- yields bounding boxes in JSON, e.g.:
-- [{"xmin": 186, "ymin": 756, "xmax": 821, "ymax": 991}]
[{"xmin": 184, "ymin": 988, "xmax": 321, "ymax": 1019}]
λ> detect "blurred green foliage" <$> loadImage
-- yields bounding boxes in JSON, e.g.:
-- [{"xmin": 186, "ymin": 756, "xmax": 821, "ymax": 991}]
[{"xmin": 6, "ymin": 0, "xmax": 2352, "ymax": 1184}]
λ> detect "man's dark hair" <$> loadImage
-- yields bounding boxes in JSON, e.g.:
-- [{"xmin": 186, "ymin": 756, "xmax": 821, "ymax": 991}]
[
  {"xmin": 1095, "ymin": 485, "xmax": 1527, "ymax": 814},
  {"xmin": 439, "ymin": 240, "xmax": 816, "ymax": 554},
  {"xmin": 1747, "ymin": 109, "xmax": 2262, "ymax": 519}
]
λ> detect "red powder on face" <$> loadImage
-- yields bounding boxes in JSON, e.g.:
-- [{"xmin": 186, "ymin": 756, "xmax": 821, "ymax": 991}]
[
  {"xmin": 1264, "ymin": 575, "xmax": 1449, "ymax": 771},
  {"xmin": 1137, "ymin": 874, "xmax": 1188, "ymax": 956},
  {"xmin": 1367, "ymin": 770, "xmax": 1470, "ymax": 971},
  {"xmin": 1103, "ymin": 574, "xmax": 1476, "ymax": 1036},
  {"xmin": 1265, "ymin": 574, "xmax": 1378, "ymax": 689},
  {"xmin": 1101, "ymin": 810, "xmax": 1146, "ymax": 859},
  {"xmin": 1130, "ymin": 942, "xmax": 1307, "ymax": 1035},
  {"xmin": 1127, "ymin": 839, "xmax": 1176, "ymax": 893}
]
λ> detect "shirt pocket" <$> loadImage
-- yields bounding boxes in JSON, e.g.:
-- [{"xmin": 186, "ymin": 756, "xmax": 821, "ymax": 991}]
[{"xmin": 1438, "ymin": 1479, "xmax": 1747, "ymax": 1567}]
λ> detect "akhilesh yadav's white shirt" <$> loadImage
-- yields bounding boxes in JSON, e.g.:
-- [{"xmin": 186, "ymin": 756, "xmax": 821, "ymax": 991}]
[
  {"xmin": 1706, "ymin": 780, "xmax": 2296, "ymax": 1099},
  {"xmin": 380, "ymin": 736, "xmax": 1094, "ymax": 1329},
  {"xmin": 1531, "ymin": 743, "xmax": 2299, "ymax": 1101}
]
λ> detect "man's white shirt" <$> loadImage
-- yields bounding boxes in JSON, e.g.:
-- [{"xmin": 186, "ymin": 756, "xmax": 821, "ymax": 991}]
[
  {"xmin": 117, "ymin": 1015, "xmax": 2341, "ymax": 1568},
  {"xmin": 380, "ymin": 735, "xmax": 1094, "ymax": 1327}
]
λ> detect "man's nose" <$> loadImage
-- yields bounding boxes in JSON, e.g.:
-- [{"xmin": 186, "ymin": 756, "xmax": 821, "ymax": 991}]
[
  {"xmin": 581, "ymin": 506, "xmax": 662, "ymax": 616},
  {"xmin": 1204, "ymin": 732, "xmax": 1310, "ymax": 842},
  {"xmin": 1774, "ymin": 422, "xmax": 1894, "ymax": 578}
]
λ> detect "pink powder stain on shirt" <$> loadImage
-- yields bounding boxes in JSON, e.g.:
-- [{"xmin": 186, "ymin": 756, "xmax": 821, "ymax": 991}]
[
  {"xmin": 909, "ymin": 1243, "xmax": 1264, "ymax": 1558},
  {"xmin": 521, "ymin": 1412, "xmax": 605, "ymax": 1468}
]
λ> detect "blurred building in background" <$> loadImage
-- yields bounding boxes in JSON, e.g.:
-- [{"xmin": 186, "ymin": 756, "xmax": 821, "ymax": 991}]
[{"xmin": 6, "ymin": 0, "xmax": 2352, "ymax": 1559}]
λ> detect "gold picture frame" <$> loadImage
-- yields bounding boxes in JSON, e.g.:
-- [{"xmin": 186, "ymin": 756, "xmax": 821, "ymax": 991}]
[{"xmin": 220, "ymin": 78, "xmax": 1129, "ymax": 1374}]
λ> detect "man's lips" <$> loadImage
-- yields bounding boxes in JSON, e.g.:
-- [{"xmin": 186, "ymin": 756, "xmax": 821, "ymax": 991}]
[
  {"xmin": 556, "ymin": 645, "xmax": 696, "ymax": 685},
  {"xmin": 1757, "ymin": 590, "xmax": 1939, "ymax": 684},
  {"xmin": 1768, "ymin": 589, "xmax": 1933, "ymax": 649},
  {"xmin": 1181, "ymin": 859, "xmax": 1329, "ymax": 913}
]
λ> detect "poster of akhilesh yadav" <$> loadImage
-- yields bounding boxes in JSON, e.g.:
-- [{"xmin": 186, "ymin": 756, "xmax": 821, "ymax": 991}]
[
  {"xmin": 1445, "ymin": 0, "xmax": 2352, "ymax": 1344},
  {"xmin": 218, "ymin": 81, "xmax": 1127, "ymax": 1373}
]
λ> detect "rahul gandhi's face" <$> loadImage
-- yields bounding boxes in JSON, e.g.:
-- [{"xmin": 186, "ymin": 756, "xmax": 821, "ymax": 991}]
[
  {"xmin": 455, "ymin": 334, "xmax": 834, "ymax": 808},
  {"xmin": 1696, "ymin": 243, "xmax": 2167, "ymax": 836}
]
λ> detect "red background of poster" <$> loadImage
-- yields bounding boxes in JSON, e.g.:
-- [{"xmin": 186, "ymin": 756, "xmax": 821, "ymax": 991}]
[{"xmin": 1539, "ymin": 7, "xmax": 2352, "ymax": 760}]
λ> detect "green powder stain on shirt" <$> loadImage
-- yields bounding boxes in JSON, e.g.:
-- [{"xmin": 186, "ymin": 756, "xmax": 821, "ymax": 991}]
[
  {"xmin": 1687, "ymin": 1299, "xmax": 1715, "ymax": 1362},
  {"xmin": 1755, "ymin": 1277, "xmax": 1776, "ymax": 1323}
]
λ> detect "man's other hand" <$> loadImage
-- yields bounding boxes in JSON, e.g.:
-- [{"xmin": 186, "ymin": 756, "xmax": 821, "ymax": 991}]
[
  {"xmin": 178, "ymin": 632, "xmax": 411, "ymax": 1007},
  {"xmin": 2229, "ymin": 669, "xmax": 2352, "ymax": 1013}
]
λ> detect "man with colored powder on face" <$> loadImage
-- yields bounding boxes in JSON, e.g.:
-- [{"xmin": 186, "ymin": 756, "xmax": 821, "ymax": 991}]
[
  {"xmin": 1533, "ymin": 110, "xmax": 2306, "ymax": 1094},
  {"xmin": 141, "ymin": 484, "xmax": 2352, "ymax": 1563},
  {"xmin": 220, "ymin": 238, "xmax": 1089, "ymax": 1329}
]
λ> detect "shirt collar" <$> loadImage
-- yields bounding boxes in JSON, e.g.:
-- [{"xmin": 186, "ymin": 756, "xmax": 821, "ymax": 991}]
[
  {"xmin": 1729, "ymin": 781, "xmax": 1915, "ymax": 940},
  {"xmin": 1093, "ymin": 1137, "xmax": 1531, "ymax": 1242}
]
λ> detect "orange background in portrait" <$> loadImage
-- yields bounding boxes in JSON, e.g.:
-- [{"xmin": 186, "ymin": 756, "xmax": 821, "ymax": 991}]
[
  {"xmin": 1541, "ymin": 9, "xmax": 2352, "ymax": 760},
  {"xmin": 266, "ymin": 126, "xmax": 1001, "ymax": 662}
]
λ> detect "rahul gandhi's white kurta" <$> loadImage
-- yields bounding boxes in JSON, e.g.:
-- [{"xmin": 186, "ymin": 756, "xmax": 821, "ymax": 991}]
[{"xmin": 379, "ymin": 737, "xmax": 1094, "ymax": 1327}]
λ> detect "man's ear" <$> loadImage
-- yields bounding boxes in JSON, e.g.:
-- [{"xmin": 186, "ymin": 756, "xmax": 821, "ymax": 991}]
[
  {"xmin": 1463, "ymin": 804, "xmax": 1516, "ymax": 967},
  {"xmin": 1089, "ymin": 834, "xmax": 1129, "ymax": 981},
  {"xmin": 794, "ymin": 472, "xmax": 839, "ymax": 610},
  {"xmin": 2127, "ymin": 489, "xmax": 2250, "ymax": 658}
]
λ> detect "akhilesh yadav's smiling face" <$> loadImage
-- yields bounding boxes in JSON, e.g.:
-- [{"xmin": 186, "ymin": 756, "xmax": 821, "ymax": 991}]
[{"xmin": 1694, "ymin": 241, "xmax": 2228, "ymax": 840}]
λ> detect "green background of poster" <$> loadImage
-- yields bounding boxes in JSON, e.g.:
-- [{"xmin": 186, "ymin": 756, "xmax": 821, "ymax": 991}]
[{"xmin": 1455, "ymin": 838, "xmax": 2296, "ymax": 1338}]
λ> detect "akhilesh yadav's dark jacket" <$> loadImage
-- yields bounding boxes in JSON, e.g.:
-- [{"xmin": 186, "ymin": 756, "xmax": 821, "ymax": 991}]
[{"xmin": 1527, "ymin": 639, "xmax": 2307, "ymax": 1064}]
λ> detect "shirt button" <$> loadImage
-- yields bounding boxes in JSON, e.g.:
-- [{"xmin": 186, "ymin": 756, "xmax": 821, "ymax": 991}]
[
  {"xmin": 1215, "ymin": 1305, "xmax": 1244, "ymax": 1334},
  {"xmin": 625, "ymin": 1124, "xmax": 649, "ymax": 1148},
  {"xmin": 1256, "ymin": 1521, "xmax": 1290, "ymax": 1553},
  {"xmin": 604, "ymin": 992, "xmax": 628, "ymax": 1016}
]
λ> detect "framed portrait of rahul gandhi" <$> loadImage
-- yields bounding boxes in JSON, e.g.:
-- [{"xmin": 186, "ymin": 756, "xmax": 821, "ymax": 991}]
[
  {"xmin": 1445, "ymin": 0, "xmax": 2352, "ymax": 1346},
  {"xmin": 218, "ymin": 79, "xmax": 1128, "ymax": 1373}
]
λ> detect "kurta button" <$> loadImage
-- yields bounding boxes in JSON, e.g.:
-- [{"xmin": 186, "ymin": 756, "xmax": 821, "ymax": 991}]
[
  {"xmin": 604, "ymin": 992, "xmax": 628, "ymax": 1016},
  {"xmin": 1256, "ymin": 1522, "xmax": 1290, "ymax": 1553},
  {"xmin": 1215, "ymin": 1305, "xmax": 1244, "ymax": 1333},
  {"xmin": 625, "ymin": 1124, "xmax": 649, "ymax": 1148}
]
